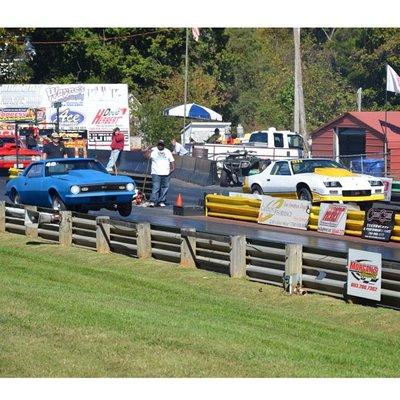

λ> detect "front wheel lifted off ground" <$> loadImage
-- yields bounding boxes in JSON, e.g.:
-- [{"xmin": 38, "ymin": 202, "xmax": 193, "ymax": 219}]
[
  {"xmin": 51, "ymin": 193, "xmax": 67, "ymax": 211},
  {"xmin": 117, "ymin": 202, "xmax": 132, "ymax": 217},
  {"xmin": 12, "ymin": 189, "xmax": 21, "ymax": 205}
]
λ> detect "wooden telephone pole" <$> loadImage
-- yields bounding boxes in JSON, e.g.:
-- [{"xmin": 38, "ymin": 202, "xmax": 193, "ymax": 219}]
[{"xmin": 293, "ymin": 28, "xmax": 308, "ymax": 153}]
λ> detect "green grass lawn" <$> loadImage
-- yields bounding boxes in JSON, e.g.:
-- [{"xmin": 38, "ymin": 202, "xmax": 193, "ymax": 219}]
[{"xmin": 0, "ymin": 232, "xmax": 400, "ymax": 377}]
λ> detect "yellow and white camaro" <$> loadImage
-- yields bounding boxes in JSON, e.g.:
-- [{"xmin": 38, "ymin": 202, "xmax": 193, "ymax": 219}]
[{"xmin": 243, "ymin": 158, "xmax": 385, "ymax": 203}]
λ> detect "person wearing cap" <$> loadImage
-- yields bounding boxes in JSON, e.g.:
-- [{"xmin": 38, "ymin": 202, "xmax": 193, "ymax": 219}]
[
  {"xmin": 42, "ymin": 132, "xmax": 68, "ymax": 160},
  {"xmin": 144, "ymin": 139, "xmax": 175, "ymax": 207},
  {"xmin": 106, "ymin": 127, "xmax": 125, "ymax": 173}
]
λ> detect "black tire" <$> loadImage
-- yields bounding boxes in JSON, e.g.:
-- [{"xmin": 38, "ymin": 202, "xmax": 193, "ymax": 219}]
[
  {"xmin": 231, "ymin": 172, "xmax": 240, "ymax": 186},
  {"xmin": 51, "ymin": 193, "xmax": 67, "ymax": 211},
  {"xmin": 298, "ymin": 187, "xmax": 312, "ymax": 202},
  {"xmin": 117, "ymin": 202, "xmax": 132, "ymax": 217},
  {"xmin": 251, "ymin": 184, "xmax": 263, "ymax": 195},
  {"xmin": 220, "ymin": 170, "xmax": 230, "ymax": 187},
  {"xmin": 12, "ymin": 189, "xmax": 21, "ymax": 205}
]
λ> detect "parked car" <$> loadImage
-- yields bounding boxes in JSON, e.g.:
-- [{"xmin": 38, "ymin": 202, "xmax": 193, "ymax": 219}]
[
  {"xmin": 0, "ymin": 135, "xmax": 41, "ymax": 173},
  {"xmin": 242, "ymin": 158, "xmax": 385, "ymax": 204},
  {"xmin": 5, "ymin": 158, "xmax": 137, "ymax": 216}
]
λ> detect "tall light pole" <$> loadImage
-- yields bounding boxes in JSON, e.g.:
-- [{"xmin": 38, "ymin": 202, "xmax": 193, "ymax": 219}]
[{"xmin": 53, "ymin": 101, "xmax": 62, "ymax": 133}]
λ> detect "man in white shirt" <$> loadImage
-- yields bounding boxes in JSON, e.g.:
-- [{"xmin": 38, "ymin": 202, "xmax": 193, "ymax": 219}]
[
  {"xmin": 145, "ymin": 139, "xmax": 175, "ymax": 207},
  {"xmin": 171, "ymin": 138, "xmax": 189, "ymax": 156}
]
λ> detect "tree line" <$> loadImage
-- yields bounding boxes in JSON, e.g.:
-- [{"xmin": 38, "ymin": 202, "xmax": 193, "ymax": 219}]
[{"xmin": 1, "ymin": 28, "xmax": 400, "ymax": 143}]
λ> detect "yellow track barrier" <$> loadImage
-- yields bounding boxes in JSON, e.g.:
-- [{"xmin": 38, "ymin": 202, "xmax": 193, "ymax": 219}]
[{"xmin": 205, "ymin": 194, "xmax": 400, "ymax": 243}]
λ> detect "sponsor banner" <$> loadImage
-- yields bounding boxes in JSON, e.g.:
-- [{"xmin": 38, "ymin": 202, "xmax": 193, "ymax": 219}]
[
  {"xmin": 317, "ymin": 203, "xmax": 348, "ymax": 236},
  {"xmin": 258, "ymin": 196, "xmax": 311, "ymax": 230},
  {"xmin": 85, "ymin": 84, "xmax": 127, "ymax": 102},
  {"xmin": 362, "ymin": 205, "xmax": 396, "ymax": 241},
  {"xmin": 88, "ymin": 107, "xmax": 129, "ymax": 130},
  {"xmin": 50, "ymin": 108, "xmax": 86, "ymax": 130},
  {"xmin": 347, "ymin": 249, "xmax": 381, "ymax": 301},
  {"xmin": 45, "ymin": 85, "xmax": 85, "ymax": 106},
  {"xmin": 0, "ymin": 107, "xmax": 46, "ymax": 122},
  {"xmin": 0, "ymin": 84, "xmax": 42, "ymax": 108},
  {"xmin": 87, "ymin": 130, "xmax": 130, "ymax": 151},
  {"xmin": 381, "ymin": 177, "xmax": 393, "ymax": 202}
]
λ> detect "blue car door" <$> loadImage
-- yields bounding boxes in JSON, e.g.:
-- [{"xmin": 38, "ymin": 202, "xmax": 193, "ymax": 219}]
[{"xmin": 20, "ymin": 163, "xmax": 45, "ymax": 206}]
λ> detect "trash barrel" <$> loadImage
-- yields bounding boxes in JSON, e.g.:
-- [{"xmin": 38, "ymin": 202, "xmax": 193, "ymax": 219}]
[{"xmin": 192, "ymin": 147, "xmax": 209, "ymax": 159}]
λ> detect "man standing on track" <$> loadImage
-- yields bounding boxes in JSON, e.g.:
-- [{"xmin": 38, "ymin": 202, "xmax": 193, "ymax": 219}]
[
  {"xmin": 145, "ymin": 139, "xmax": 175, "ymax": 207},
  {"xmin": 106, "ymin": 127, "xmax": 125, "ymax": 173}
]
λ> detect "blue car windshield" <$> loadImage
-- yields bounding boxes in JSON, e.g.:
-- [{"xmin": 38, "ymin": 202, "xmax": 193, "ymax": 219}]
[{"xmin": 45, "ymin": 160, "xmax": 107, "ymax": 176}]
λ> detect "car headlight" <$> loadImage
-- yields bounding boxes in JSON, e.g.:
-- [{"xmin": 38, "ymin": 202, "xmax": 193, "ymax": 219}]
[
  {"xmin": 70, "ymin": 185, "xmax": 80, "ymax": 195},
  {"xmin": 324, "ymin": 181, "xmax": 342, "ymax": 188},
  {"xmin": 126, "ymin": 183, "xmax": 135, "ymax": 191},
  {"xmin": 369, "ymin": 180, "xmax": 383, "ymax": 187}
]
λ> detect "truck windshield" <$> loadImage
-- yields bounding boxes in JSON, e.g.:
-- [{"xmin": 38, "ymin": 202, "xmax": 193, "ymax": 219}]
[
  {"xmin": 45, "ymin": 160, "xmax": 107, "ymax": 176},
  {"xmin": 288, "ymin": 135, "xmax": 304, "ymax": 149},
  {"xmin": 291, "ymin": 159, "xmax": 345, "ymax": 174},
  {"xmin": 249, "ymin": 132, "xmax": 268, "ymax": 143}
]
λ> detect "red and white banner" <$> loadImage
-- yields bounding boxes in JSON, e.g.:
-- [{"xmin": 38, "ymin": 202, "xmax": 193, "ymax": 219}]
[
  {"xmin": 386, "ymin": 64, "xmax": 400, "ymax": 94},
  {"xmin": 317, "ymin": 203, "xmax": 348, "ymax": 236}
]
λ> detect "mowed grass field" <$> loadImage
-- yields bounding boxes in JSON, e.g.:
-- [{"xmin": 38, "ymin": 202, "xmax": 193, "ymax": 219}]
[{"xmin": 0, "ymin": 232, "xmax": 400, "ymax": 377}]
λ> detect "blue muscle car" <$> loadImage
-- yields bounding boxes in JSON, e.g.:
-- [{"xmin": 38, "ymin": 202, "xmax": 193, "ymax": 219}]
[{"xmin": 5, "ymin": 158, "xmax": 137, "ymax": 217}]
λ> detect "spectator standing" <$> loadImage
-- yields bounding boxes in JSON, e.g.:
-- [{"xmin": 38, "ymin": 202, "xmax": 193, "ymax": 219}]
[
  {"xmin": 25, "ymin": 131, "xmax": 38, "ymax": 150},
  {"xmin": 171, "ymin": 138, "xmax": 188, "ymax": 156},
  {"xmin": 145, "ymin": 139, "xmax": 175, "ymax": 207},
  {"xmin": 42, "ymin": 133, "xmax": 68, "ymax": 160},
  {"xmin": 106, "ymin": 127, "xmax": 125, "ymax": 173}
]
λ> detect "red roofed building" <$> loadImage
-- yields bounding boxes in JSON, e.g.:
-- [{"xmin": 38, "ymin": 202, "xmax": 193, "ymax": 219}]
[{"xmin": 311, "ymin": 111, "xmax": 400, "ymax": 179}]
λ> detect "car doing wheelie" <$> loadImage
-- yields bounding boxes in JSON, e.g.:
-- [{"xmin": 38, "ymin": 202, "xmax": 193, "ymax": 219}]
[{"xmin": 5, "ymin": 158, "xmax": 137, "ymax": 217}]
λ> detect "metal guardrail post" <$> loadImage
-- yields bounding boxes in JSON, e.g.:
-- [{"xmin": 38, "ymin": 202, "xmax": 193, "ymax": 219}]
[
  {"xmin": 181, "ymin": 228, "xmax": 196, "ymax": 268},
  {"xmin": 284, "ymin": 243, "xmax": 303, "ymax": 294},
  {"xmin": 0, "ymin": 201, "xmax": 5, "ymax": 233},
  {"xmin": 59, "ymin": 211, "xmax": 72, "ymax": 247},
  {"xmin": 137, "ymin": 222, "xmax": 151, "ymax": 259},
  {"xmin": 230, "ymin": 235, "xmax": 247, "ymax": 278},
  {"xmin": 96, "ymin": 216, "xmax": 110, "ymax": 254},
  {"xmin": 25, "ymin": 205, "xmax": 38, "ymax": 239}
]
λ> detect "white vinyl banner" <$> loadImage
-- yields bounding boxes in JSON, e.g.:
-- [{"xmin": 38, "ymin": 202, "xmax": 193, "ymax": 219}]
[
  {"xmin": 0, "ymin": 84, "xmax": 130, "ymax": 150},
  {"xmin": 347, "ymin": 249, "xmax": 382, "ymax": 301},
  {"xmin": 317, "ymin": 203, "xmax": 348, "ymax": 235},
  {"xmin": 258, "ymin": 196, "xmax": 311, "ymax": 230}
]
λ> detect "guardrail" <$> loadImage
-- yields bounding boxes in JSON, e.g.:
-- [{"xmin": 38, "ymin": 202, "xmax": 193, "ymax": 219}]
[
  {"xmin": 205, "ymin": 194, "xmax": 400, "ymax": 242},
  {"xmin": 1, "ymin": 201, "xmax": 399, "ymax": 310}
]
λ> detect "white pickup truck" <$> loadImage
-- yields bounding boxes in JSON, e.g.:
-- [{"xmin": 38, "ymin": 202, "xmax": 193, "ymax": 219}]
[{"xmin": 188, "ymin": 127, "xmax": 305, "ymax": 162}]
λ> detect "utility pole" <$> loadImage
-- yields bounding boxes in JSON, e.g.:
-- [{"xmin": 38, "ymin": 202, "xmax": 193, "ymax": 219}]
[
  {"xmin": 182, "ymin": 28, "xmax": 189, "ymax": 144},
  {"xmin": 53, "ymin": 101, "xmax": 62, "ymax": 134},
  {"xmin": 294, "ymin": 28, "xmax": 308, "ymax": 151}
]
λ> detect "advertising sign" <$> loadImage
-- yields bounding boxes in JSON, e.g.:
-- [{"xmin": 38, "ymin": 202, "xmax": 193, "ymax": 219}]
[
  {"xmin": 381, "ymin": 177, "xmax": 393, "ymax": 202},
  {"xmin": 50, "ymin": 108, "xmax": 86, "ymax": 130},
  {"xmin": 0, "ymin": 85, "xmax": 42, "ymax": 108},
  {"xmin": 45, "ymin": 85, "xmax": 85, "ymax": 106},
  {"xmin": 258, "ymin": 196, "xmax": 311, "ymax": 230},
  {"xmin": 361, "ymin": 205, "xmax": 396, "ymax": 241},
  {"xmin": 0, "ymin": 107, "xmax": 46, "ymax": 122},
  {"xmin": 347, "ymin": 248, "xmax": 382, "ymax": 301},
  {"xmin": 317, "ymin": 203, "xmax": 348, "ymax": 235}
]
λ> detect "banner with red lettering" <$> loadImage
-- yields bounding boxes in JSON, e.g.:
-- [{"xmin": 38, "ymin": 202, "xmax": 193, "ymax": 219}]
[
  {"xmin": 317, "ymin": 203, "xmax": 348, "ymax": 235},
  {"xmin": 347, "ymin": 249, "xmax": 381, "ymax": 301}
]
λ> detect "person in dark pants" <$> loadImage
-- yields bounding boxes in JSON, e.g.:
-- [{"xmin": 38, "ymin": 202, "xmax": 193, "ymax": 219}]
[
  {"xmin": 145, "ymin": 139, "xmax": 175, "ymax": 207},
  {"xmin": 42, "ymin": 133, "xmax": 68, "ymax": 160}
]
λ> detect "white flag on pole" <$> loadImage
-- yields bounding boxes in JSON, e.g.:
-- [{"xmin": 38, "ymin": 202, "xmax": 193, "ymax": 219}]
[
  {"xmin": 192, "ymin": 28, "xmax": 200, "ymax": 42},
  {"xmin": 386, "ymin": 64, "xmax": 400, "ymax": 94}
]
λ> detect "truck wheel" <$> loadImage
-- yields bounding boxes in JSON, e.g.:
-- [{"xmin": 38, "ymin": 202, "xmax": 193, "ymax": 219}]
[
  {"xmin": 251, "ymin": 184, "xmax": 263, "ymax": 195},
  {"xmin": 220, "ymin": 170, "xmax": 230, "ymax": 187},
  {"xmin": 51, "ymin": 194, "xmax": 67, "ymax": 211},
  {"xmin": 117, "ymin": 202, "xmax": 132, "ymax": 217},
  {"xmin": 298, "ymin": 187, "xmax": 312, "ymax": 202}
]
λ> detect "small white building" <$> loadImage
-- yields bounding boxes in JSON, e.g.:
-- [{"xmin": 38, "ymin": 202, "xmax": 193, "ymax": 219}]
[{"xmin": 181, "ymin": 121, "xmax": 231, "ymax": 144}]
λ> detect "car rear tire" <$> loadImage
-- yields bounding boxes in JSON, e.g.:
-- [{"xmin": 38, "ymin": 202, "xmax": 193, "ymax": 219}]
[
  {"xmin": 117, "ymin": 202, "xmax": 132, "ymax": 217},
  {"xmin": 12, "ymin": 189, "xmax": 21, "ymax": 205},
  {"xmin": 251, "ymin": 184, "xmax": 263, "ymax": 195},
  {"xmin": 298, "ymin": 187, "xmax": 312, "ymax": 202},
  {"xmin": 51, "ymin": 193, "xmax": 66, "ymax": 211},
  {"xmin": 220, "ymin": 170, "xmax": 229, "ymax": 187}
]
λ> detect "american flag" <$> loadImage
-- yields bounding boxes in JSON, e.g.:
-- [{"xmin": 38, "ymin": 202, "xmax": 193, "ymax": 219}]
[{"xmin": 192, "ymin": 28, "xmax": 200, "ymax": 42}]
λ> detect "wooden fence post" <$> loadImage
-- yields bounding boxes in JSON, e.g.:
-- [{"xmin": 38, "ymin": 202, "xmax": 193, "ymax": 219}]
[
  {"xmin": 284, "ymin": 243, "xmax": 303, "ymax": 294},
  {"xmin": 181, "ymin": 228, "xmax": 196, "ymax": 268},
  {"xmin": 230, "ymin": 235, "xmax": 247, "ymax": 278},
  {"xmin": 137, "ymin": 222, "xmax": 151, "ymax": 259},
  {"xmin": 59, "ymin": 211, "xmax": 72, "ymax": 247},
  {"xmin": 25, "ymin": 205, "xmax": 38, "ymax": 239},
  {"xmin": 0, "ymin": 201, "xmax": 5, "ymax": 233},
  {"xmin": 96, "ymin": 216, "xmax": 110, "ymax": 254}
]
